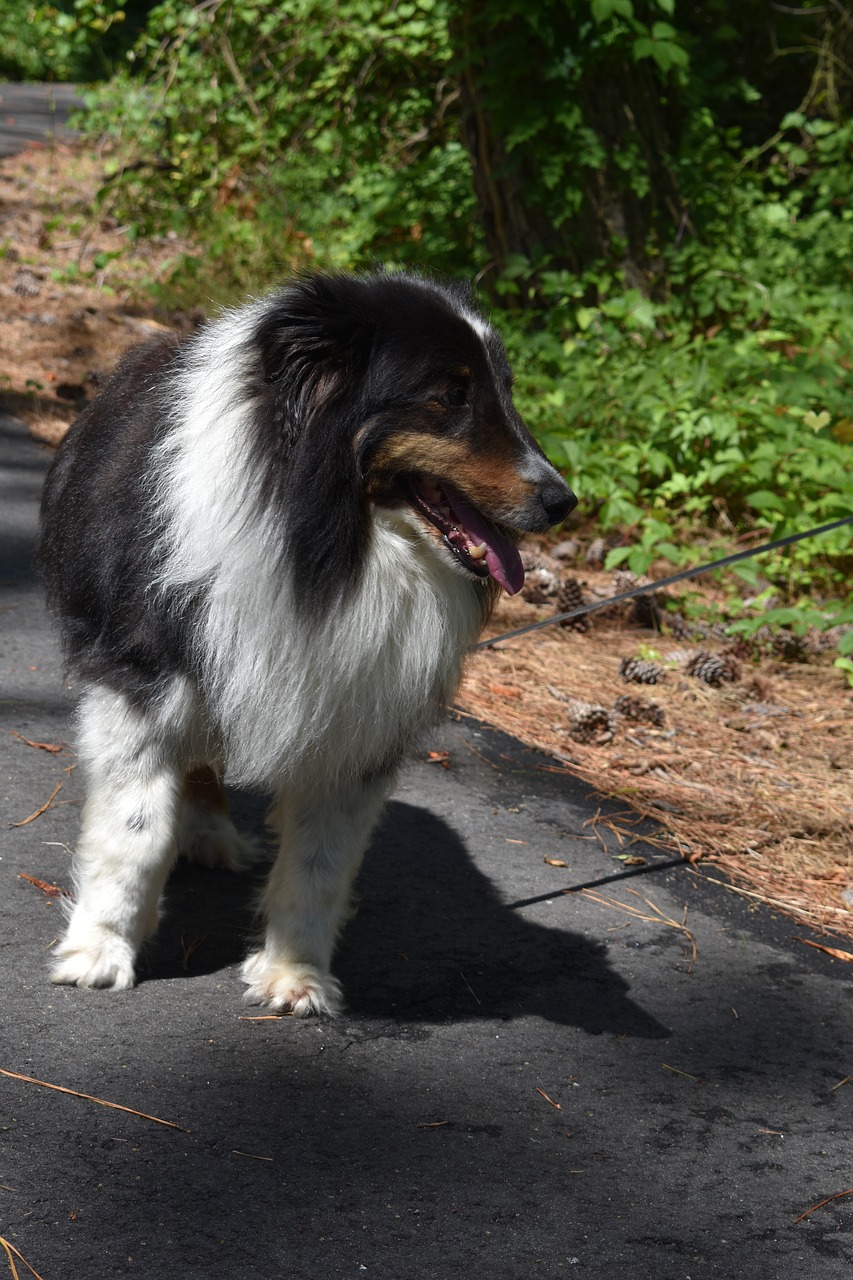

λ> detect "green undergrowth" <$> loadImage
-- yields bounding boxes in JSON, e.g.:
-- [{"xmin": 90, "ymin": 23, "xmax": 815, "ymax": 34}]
[
  {"xmin": 497, "ymin": 149, "xmax": 853, "ymax": 631},
  {"xmin": 61, "ymin": 0, "xmax": 852, "ymax": 646}
]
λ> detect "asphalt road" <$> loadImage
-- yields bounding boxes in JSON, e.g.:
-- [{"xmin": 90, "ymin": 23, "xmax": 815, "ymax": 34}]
[
  {"xmin": 0, "ymin": 83, "xmax": 82, "ymax": 158},
  {"xmin": 2, "ymin": 408, "xmax": 853, "ymax": 1280}
]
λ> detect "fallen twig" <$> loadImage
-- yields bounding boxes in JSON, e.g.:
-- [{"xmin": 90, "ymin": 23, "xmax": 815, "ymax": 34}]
[
  {"xmin": 11, "ymin": 783, "xmax": 62, "ymax": 829},
  {"xmin": 535, "ymin": 1087, "xmax": 562, "ymax": 1111},
  {"xmin": 0, "ymin": 1068, "xmax": 190, "ymax": 1133}
]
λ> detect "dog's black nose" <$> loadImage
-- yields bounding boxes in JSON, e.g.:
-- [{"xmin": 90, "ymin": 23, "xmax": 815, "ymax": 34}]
[{"xmin": 540, "ymin": 482, "xmax": 578, "ymax": 526}]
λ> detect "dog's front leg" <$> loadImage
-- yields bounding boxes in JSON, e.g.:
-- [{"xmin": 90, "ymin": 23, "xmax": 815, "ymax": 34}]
[
  {"xmin": 51, "ymin": 686, "xmax": 184, "ymax": 991},
  {"xmin": 241, "ymin": 775, "xmax": 391, "ymax": 1016}
]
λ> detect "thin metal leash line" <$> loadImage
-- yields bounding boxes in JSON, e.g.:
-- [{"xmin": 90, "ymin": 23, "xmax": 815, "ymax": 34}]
[{"xmin": 476, "ymin": 514, "xmax": 853, "ymax": 650}]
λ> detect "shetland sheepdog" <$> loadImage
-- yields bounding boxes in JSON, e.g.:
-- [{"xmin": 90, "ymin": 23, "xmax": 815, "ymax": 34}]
[{"xmin": 39, "ymin": 271, "xmax": 576, "ymax": 1015}]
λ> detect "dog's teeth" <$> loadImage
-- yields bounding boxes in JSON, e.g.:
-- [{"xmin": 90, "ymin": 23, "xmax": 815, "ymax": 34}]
[{"xmin": 469, "ymin": 542, "xmax": 488, "ymax": 560}]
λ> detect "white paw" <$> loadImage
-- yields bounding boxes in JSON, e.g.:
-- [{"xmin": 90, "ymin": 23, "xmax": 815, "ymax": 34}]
[
  {"xmin": 241, "ymin": 951, "xmax": 343, "ymax": 1017},
  {"xmin": 51, "ymin": 926, "xmax": 137, "ymax": 990},
  {"xmin": 178, "ymin": 810, "xmax": 260, "ymax": 872}
]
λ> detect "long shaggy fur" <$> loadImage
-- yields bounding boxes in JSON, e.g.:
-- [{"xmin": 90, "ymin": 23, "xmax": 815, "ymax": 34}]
[{"xmin": 39, "ymin": 270, "xmax": 575, "ymax": 1015}]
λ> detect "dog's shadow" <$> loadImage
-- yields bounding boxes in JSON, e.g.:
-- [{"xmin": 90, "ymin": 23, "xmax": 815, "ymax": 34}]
[{"xmin": 147, "ymin": 795, "xmax": 667, "ymax": 1039}]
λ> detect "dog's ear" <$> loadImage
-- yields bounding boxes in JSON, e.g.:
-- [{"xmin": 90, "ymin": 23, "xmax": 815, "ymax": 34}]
[
  {"xmin": 250, "ymin": 277, "xmax": 379, "ymax": 609},
  {"xmin": 253, "ymin": 275, "xmax": 376, "ymax": 426}
]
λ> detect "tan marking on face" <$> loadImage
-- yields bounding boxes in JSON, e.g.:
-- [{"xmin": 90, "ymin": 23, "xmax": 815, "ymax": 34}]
[{"xmin": 368, "ymin": 433, "xmax": 543, "ymax": 517}]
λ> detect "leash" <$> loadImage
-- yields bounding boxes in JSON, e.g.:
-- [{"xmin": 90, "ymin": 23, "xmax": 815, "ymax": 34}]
[{"xmin": 477, "ymin": 514, "xmax": 853, "ymax": 650}]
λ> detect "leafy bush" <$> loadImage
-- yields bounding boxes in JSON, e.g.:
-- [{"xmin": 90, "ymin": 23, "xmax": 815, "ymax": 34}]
[
  {"xmin": 0, "ymin": 1, "xmax": 148, "ymax": 82},
  {"xmin": 83, "ymin": 0, "xmax": 477, "ymax": 277},
  {"xmin": 497, "ymin": 108, "xmax": 853, "ymax": 603},
  {"xmin": 74, "ymin": 0, "xmax": 852, "ymax": 615}
]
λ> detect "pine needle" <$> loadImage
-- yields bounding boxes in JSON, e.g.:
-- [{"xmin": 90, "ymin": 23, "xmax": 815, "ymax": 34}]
[
  {"xmin": 793, "ymin": 1188, "xmax": 853, "ymax": 1225},
  {"xmin": 580, "ymin": 887, "xmax": 698, "ymax": 971},
  {"xmin": 793, "ymin": 938, "xmax": 853, "ymax": 963},
  {"xmin": 0, "ymin": 1235, "xmax": 46, "ymax": 1280},
  {"xmin": 10, "ymin": 783, "xmax": 62, "ymax": 828},
  {"xmin": 0, "ymin": 1068, "xmax": 190, "ymax": 1132}
]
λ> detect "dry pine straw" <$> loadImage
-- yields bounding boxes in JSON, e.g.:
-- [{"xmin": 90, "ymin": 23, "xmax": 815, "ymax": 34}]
[{"xmin": 458, "ymin": 586, "xmax": 853, "ymax": 938}]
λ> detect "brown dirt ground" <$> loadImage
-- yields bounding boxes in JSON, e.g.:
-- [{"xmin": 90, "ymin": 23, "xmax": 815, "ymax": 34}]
[
  {"xmin": 3, "ymin": 139, "xmax": 852, "ymax": 943},
  {"xmin": 0, "ymin": 140, "xmax": 196, "ymax": 443}
]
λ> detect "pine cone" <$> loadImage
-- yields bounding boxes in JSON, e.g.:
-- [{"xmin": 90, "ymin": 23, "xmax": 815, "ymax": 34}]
[
  {"xmin": 803, "ymin": 624, "xmax": 853, "ymax": 656},
  {"xmin": 619, "ymin": 656, "xmax": 665, "ymax": 684},
  {"xmin": 520, "ymin": 549, "xmax": 560, "ymax": 574},
  {"xmin": 666, "ymin": 612, "xmax": 695, "ymax": 640},
  {"xmin": 521, "ymin": 563, "xmax": 560, "ymax": 604},
  {"xmin": 611, "ymin": 569, "xmax": 662, "ymax": 628},
  {"xmin": 555, "ymin": 576, "xmax": 589, "ymax": 632},
  {"xmin": 613, "ymin": 694, "xmax": 666, "ymax": 727},
  {"xmin": 567, "ymin": 702, "xmax": 616, "ymax": 745},
  {"xmin": 663, "ymin": 647, "xmax": 699, "ymax": 668},
  {"xmin": 551, "ymin": 538, "xmax": 579, "ymax": 562},
  {"xmin": 685, "ymin": 650, "xmax": 740, "ymax": 686},
  {"xmin": 13, "ymin": 268, "xmax": 41, "ymax": 298},
  {"xmin": 771, "ymin": 629, "xmax": 809, "ymax": 662},
  {"xmin": 584, "ymin": 537, "xmax": 607, "ymax": 567},
  {"xmin": 612, "ymin": 569, "xmax": 642, "ymax": 594}
]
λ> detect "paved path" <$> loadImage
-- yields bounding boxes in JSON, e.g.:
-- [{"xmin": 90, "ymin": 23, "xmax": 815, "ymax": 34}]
[
  {"xmin": 1, "ymin": 409, "xmax": 852, "ymax": 1278},
  {"xmin": 0, "ymin": 82, "xmax": 82, "ymax": 157}
]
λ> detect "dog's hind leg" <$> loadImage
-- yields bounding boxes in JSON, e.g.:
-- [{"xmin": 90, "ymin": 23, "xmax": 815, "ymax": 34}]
[
  {"xmin": 50, "ymin": 683, "xmax": 187, "ymax": 991},
  {"xmin": 241, "ymin": 774, "xmax": 391, "ymax": 1016},
  {"xmin": 178, "ymin": 765, "xmax": 259, "ymax": 871}
]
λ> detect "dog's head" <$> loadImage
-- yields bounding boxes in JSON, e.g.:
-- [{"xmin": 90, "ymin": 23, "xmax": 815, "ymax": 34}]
[{"xmin": 250, "ymin": 272, "xmax": 576, "ymax": 606}]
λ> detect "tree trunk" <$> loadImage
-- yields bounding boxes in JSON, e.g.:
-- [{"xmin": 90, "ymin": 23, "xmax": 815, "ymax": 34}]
[{"xmin": 451, "ymin": 3, "xmax": 682, "ymax": 301}]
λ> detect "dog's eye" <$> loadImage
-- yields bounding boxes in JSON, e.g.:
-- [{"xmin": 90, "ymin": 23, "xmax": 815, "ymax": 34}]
[{"xmin": 443, "ymin": 386, "xmax": 468, "ymax": 409}]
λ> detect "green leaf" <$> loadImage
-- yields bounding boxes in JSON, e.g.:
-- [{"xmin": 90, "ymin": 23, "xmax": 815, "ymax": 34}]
[
  {"xmin": 591, "ymin": 0, "xmax": 632, "ymax": 21},
  {"xmin": 746, "ymin": 490, "xmax": 787, "ymax": 514}
]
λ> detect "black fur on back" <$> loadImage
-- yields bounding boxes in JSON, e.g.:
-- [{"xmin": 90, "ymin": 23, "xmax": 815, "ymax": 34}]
[{"xmin": 38, "ymin": 334, "xmax": 192, "ymax": 704}]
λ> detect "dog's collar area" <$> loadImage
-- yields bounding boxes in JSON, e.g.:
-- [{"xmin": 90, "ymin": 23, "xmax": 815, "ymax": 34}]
[{"xmin": 408, "ymin": 474, "xmax": 524, "ymax": 595}]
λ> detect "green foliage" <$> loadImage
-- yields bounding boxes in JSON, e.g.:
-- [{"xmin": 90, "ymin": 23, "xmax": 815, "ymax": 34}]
[
  {"xmin": 498, "ymin": 104, "xmax": 853, "ymax": 599},
  {"xmin": 73, "ymin": 0, "xmax": 852, "ymax": 609},
  {"xmin": 83, "ymin": 0, "xmax": 477, "ymax": 275},
  {"xmin": 0, "ymin": 0, "xmax": 147, "ymax": 81}
]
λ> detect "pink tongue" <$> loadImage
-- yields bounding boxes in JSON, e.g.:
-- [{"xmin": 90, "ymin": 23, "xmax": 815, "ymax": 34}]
[{"xmin": 443, "ymin": 485, "xmax": 525, "ymax": 596}]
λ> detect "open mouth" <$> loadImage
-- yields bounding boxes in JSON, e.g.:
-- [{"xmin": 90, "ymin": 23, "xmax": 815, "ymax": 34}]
[{"xmin": 409, "ymin": 475, "xmax": 525, "ymax": 596}]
